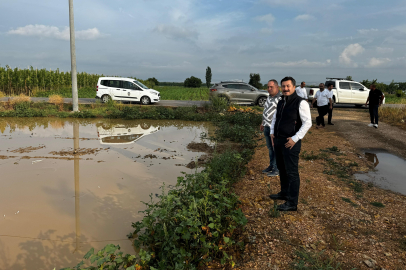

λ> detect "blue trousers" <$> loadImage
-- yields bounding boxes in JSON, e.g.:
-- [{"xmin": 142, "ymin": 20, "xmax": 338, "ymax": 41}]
[{"xmin": 264, "ymin": 126, "xmax": 278, "ymax": 171}]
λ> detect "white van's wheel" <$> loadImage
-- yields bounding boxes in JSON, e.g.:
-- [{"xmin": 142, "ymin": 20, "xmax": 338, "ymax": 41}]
[
  {"xmin": 101, "ymin": 95, "xmax": 111, "ymax": 103},
  {"xmin": 141, "ymin": 96, "xmax": 151, "ymax": 105}
]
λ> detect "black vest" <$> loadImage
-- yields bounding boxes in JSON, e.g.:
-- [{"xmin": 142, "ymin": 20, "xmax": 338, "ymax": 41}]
[{"xmin": 274, "ymin": 91, "xmax": 303, "ymax": 138}]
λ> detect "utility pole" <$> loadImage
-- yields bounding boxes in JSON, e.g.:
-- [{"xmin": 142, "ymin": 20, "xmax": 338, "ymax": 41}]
[{"xmin": 69, "ymin": 0, "xmax": 79, "ymax": 111}]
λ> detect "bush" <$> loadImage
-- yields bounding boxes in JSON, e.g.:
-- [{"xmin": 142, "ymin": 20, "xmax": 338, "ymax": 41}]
[
  {"xmin": 396, "ymin": 90, "xmax": 405, "ymax": 98},
  {"xmin": 147, "ymin": 77, "xmax": 159, "ymax": 86},
  {"xmin": 49, "ymin": 94, "xmax": 64, "ymax": 105},
  {"xmin": 184, "ymin": 76, "xmax": 202, "ymax": 88}
]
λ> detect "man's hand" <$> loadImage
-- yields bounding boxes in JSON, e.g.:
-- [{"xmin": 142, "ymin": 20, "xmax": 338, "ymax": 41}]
[
  {"xmin": 270, "ymin": 134, "xmax": 275, "ymax": 147},
  {"xmin": 285, "ymin": 137, "xmax": 296, "ymax": 149},
  {"xmin": 260, "ymin": 124, "xmax": 264, "ymax": 131},
  {"xmin": 310, "ymin": 103, "xmax": 313, "ymax": 108}
]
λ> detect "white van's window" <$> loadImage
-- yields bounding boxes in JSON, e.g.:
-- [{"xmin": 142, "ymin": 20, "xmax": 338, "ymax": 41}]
[
  {"xmin": 134, "ymin": 80, "xmax": 149, "ymax": 89},
  {"xmin": 108, "ymin": 80, "xmax": 121, "ymax": 88},
  {"xmin": 100, "ymin": 80, "xmax": 109, "ymax": 87},
  {"xmin": 123, "ymin": 81, "xmax": 136, "ymax": 90}
]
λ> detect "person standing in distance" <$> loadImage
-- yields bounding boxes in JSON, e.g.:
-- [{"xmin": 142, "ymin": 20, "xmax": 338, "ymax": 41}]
[
  {"xmin": 269, "ymin": 76, "xmax": 312, "ymax": 211},
  {"xmin": 311, "ymin": 83, "xmax": 332, "ymax": 129},
  {"xmin": 326, "ymin": 83, "xmax": 335, "ymax": 125},
  {"xmin": 365, "ymin": 84, "xmax": 384, "ymax": 128},
  {"xmin": 260, "ymin": 80, "xmax": 282, "ymax": 176},
  {"xmin": 295, "ymin": 81, "xmax": 308, "ymax": 101}
]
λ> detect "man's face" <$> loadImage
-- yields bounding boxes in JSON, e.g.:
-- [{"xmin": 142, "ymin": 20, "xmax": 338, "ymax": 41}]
[
  {"xmin": 371, "ymin": 85, "xmax": 376, "ymax": 90},
  {"xmin": 281, "ymin": 80, "xmax": 295, "ymax": 96},
  {"xmin": 319, "ymin": 83, "xmax": 325, "ymax": 90},
  {"xmin": 267, "ymin": 81, "xmax": 279, "ymax": 95},
  {"xmin": 301, "ymin": 82, "xmax": 306, "ymax": 88},
  {"xmin": 328, "ymin": 85, "xmax": 333, "ymax": 91}
]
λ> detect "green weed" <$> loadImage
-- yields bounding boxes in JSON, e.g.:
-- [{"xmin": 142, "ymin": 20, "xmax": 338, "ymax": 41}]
[
  {"xmin": 370, "ymin": 202, "xmax": 385, "ymax": 208},
  {"xmin": 341, "ymin": 197, "xmax": 358, "ymax": 207}
]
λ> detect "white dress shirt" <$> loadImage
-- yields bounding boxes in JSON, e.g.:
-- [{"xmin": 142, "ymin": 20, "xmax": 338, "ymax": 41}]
[
  {"xmin": 295, "ymin": 87, "xmax": 308, "ymax": 99},
  {"xmin": 314, "ymin": 90, "xmax": 330, "ymax": 106},
  {"xmin": 270, "ymin": 100, "xmax": 312, "ymax": 143}
]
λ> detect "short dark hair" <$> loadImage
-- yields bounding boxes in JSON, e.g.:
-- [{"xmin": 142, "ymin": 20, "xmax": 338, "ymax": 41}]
[
  {"xmin": 301, "ymin": 81, "xmax": 305, "ymax": 84},
  {"xmin": 281, "ymin": 76, "xmax": 296, "ymax": 86},
  {"xmin": 268, "ymin": 79, "xmax": 278, "ymax": 85},
  {"xmin": 327, "ymin": 83, "xmax": 333, "ymax": 87}
]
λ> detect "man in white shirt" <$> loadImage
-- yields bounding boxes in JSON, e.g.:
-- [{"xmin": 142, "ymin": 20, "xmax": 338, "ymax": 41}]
[
  {"xmin": 269, "ymin": 76, "xmax": 312, "ymax": 211},
  {"xmin": 295, "ymin": 81, "xmax": 308, "ymax": 100},
  {"xmin": 311, "ymin": 83, "xmax": 332, "ymax": 129},
  {"xmin": 326, "ymin": 83, "xmax": 334, "ymax": 125}
]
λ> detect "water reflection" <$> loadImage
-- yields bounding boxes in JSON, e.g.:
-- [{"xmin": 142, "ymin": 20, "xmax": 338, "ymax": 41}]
[
  {"xmin": 355, "ymin": 150, "xmax": 406, "ymax": 195},
  {"xmin": 97, "ymin": 123, "xmax": 160, "ymax": 145},
  {"xmin": 365, "ymin": 152, "xmax": 379, "ymax": 168},
  {"xmin": 0, "ymin": 118, "xmax": 213, "ymax": 270}
]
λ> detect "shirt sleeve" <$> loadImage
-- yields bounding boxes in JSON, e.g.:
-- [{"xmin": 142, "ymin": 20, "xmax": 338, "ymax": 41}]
[
  {"xmin": 269, "ymin": 110, "xmax": 277, "ymax": 135},
  {"xmin": 292, "ymin": 100, "xmax": 312, "ymax": 143},
  {"xmin": 303, "ymin": 88, "xmax": 308, "ymax": 99}
]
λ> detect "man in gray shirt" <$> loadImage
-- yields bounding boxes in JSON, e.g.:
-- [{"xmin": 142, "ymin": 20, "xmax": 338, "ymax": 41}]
[{"xmin": 260, "ymin": 79, "xmax": 282, "ymax": 176}]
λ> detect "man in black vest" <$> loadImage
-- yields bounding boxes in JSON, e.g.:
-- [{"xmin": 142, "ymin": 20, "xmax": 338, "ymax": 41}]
[{"xmin": 269, "ymin": 76, "xmax": 312, "ymax": 211}]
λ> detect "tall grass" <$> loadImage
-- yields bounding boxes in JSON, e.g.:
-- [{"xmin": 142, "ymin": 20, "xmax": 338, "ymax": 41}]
[
  {"xmin": 379, "ymin": 107, "xmax": 406, "ymax": 129},
  {"xmin": 384, "ymin": 94, "xmax": 406, "ymax": 104}
]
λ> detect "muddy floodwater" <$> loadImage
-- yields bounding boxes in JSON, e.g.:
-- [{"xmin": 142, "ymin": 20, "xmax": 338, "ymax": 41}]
[
  {"xmin": 0, "ymin": 117, "xmax": 214, "ymax": 270},
  {"xmin": 355, "ymin": 150, "xmax": 406, "ymax": 196}
]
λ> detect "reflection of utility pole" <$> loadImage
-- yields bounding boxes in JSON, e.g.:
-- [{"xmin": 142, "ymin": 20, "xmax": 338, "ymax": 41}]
[
  {"xmin": 73, "ymin": 122, "xmax": 80, "ymax": 253},
  {"xmin": 69, "ymin": 0, "xmax": 79, "ymax": 112}
]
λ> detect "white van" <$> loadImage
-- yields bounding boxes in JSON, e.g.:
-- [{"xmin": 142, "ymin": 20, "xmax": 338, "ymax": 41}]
[{"xmin": 96, "ymin": 77, "xmax": 160, "ymax": 105}]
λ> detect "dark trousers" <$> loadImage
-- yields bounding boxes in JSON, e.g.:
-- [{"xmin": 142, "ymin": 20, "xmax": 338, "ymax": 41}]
[
  {"xmin": 264, "ymin": 126, "xmax": 278, "ymax": 171},
  {"xmin": 328, "ymin": 105, "xmax": 333, "ymax": 124},
  {"xmin": 316, "ymin": 105, "xmax": 329, "ymax": 126},
  {"xmin": 369, "ymin": 105, "xmax": 379, "ymax": 124},
  {"xmin": 274, "ymin": 137, "xmax": 302, "ymax": 206}
]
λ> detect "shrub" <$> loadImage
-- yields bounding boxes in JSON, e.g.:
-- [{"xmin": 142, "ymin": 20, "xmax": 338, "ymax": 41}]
[
  {"xmin": 49, "ymin": 94, "xmax": 64, "ymax": 105},
  {"xmin": 248, "ymin": 73, "xmax": 262, "ymax": 89},
  {"xmin": 184, "ymin": 76, "xmax": 202, "ymax": 88},
  {"xmin": 0, "ymin": 91, "xmax": 5, "ymax": 98},
  {"xmin": 396, "ymin": 90, "xmax": 405, "ymax": 98},
  {"xmin": 147, "ymin": 77, "xmax": 159, "ymax": 86}
]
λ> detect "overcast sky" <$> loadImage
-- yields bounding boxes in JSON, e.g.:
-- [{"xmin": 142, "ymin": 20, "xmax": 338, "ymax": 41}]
[{"xmin": 1, "ymin": 0, "xmax": 406, "ymax": 84}]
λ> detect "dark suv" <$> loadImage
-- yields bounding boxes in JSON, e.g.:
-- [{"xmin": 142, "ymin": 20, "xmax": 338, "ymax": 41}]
[{"xmin": 209, "ymin": 81, "xmax": 269, "ymax": 107}]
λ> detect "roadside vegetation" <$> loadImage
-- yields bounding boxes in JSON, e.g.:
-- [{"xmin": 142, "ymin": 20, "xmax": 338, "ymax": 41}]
[{"xmin": 379, "ymin": 106, "xmax": 406, "ymax": 130}]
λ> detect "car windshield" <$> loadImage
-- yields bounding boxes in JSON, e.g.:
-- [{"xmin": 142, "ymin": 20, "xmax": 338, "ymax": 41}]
[{"xmin": 133, "ymin": 80, "xmax": 149, "ymax": 89}]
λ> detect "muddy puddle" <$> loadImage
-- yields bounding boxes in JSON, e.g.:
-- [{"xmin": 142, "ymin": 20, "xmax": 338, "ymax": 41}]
[
  {"xmin": 355, "ymin": 150, "xmax": 406, "ymax": 196},
  {"xmin": 0, "ymin": 117, "xmax": 214, "ymax": 270}
]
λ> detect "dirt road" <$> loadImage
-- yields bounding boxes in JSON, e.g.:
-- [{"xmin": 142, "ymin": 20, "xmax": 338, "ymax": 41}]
[{"xmin": 325, "ymin": 108, "xmax": 406, "ymax": 159}]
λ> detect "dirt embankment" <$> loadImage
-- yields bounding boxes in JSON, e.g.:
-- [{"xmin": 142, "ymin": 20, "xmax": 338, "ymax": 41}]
[{"xmin": 234, "ymin": 109, "xmax": 406, "ymax": 270}]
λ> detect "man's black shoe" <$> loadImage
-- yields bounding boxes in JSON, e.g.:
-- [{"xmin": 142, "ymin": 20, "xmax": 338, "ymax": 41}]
[
  {"xmin": 277, "ymin": 202, "xmax": 297, "ymax": 211},
  {"xmin": 328, "ymin": 122, "xmax": 334, "ymax": 125},
  {"xmin": 262, "ymin": 166, "xmax": 273, "ymax": 174},
  {"xmin": 269, "ymin": 193, "xmax": 287, "ymax": 200}
]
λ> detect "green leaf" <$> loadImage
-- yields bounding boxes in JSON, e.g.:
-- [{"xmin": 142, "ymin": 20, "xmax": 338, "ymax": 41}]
[
  {"xmin": 90, "ymin": 254, "xmax": 98, "ymax": 264},
  {"xmin": 84, "ymin": 248, "xmax": 94, "ymax": 259},
  {"xmin": 104, "ymin": 244, "xmax": 118, "ymax": 254},
  {"xmin": 182, "ymin": 232, "xmax": 190, "ymax": 240},
  {"xmin": 224, "ymin": 237, "xmax": 230, "ymax": 243},
  {"xmin": 208, "ymin": 223, "xmax": 214, "ymax": 229},
  {"xmin": 126, "ymin": 266, "xmax": 135, "ymax": 270}
]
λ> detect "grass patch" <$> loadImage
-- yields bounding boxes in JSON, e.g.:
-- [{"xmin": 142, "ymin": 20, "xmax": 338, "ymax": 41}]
[
  {"xmin": 384, "ymin": 94, "xmax": 406, "ymax": 104},
  {"xmin": 370, "ymin": 201, "xmax": 385, "ymax": 208},
  {"xmin": 292, "ymin": 248, "xmax": 342, "ymax": 270},
  {"xmin": 379, "ymin": 107, "xmax": 406, "ymax": 130},
  {"xmin": 341, "ymin": 197, "xmax": 358, "ymax": 207}
]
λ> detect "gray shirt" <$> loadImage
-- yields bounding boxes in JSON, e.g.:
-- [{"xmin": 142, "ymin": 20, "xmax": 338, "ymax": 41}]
[{"xmin": 262, "ymin": 92, "xmax": 282, "ymax": 127}]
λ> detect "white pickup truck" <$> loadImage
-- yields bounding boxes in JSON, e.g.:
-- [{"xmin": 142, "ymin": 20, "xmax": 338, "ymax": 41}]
[{"xmin": 308, "ymin": 78, "xmax": 385, "ymax": 106}]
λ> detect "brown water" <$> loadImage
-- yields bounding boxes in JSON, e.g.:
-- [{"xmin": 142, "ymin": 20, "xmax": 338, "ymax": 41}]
[
  {"xmin": 354, "ymin": 150, "xmax": 406, "ymax": 196},
  {"xmin": 0, "ymin": 118, "xmax": 213, "ymax": 270}
]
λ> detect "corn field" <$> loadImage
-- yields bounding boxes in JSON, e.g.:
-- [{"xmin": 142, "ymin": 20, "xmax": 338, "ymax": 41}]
[{"xmin": 0, "ymin": 65, "xmax": 104, "ymax": 96}]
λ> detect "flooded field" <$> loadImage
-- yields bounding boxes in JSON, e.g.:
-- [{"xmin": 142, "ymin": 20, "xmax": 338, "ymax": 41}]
[
  {"xmin": 0, "ymin": 117, "xmax": 214, "ymax": 270},
  {"xmin": 355, "ymin": 149, "xmax": 406, "ymax": 196}
]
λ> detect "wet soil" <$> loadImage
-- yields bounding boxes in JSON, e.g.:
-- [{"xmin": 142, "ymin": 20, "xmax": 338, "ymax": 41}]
[
  {"xmin": 234, "ymin": 108, "xmax": 406, "ymax": 270},
  {"xmin": 0, "ymin": 118, "xmax": 214, "ymax": 270}
]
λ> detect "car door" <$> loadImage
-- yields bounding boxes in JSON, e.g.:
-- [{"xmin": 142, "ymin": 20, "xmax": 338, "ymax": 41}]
[
  {"xmin": 108, "ymin": 80, "xmax": 123, "ymax": 99},
  {"xmin": 123, "ymin": 81, "xmax": 142, "ymax": 101},
  {"xmin": 224, "ymin": 84, "xmax": 242, "ymax": 102},
  {"xmin": 238, "ymin": 84, "xmax": 258, "ymax": 102},
  {"xmin": 350, "ymin": 82, "xmax": 367, "ymax": 104},
  {"xmin": 337, "ymin": 82, "xmax": 352, "ymax": 103}
]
